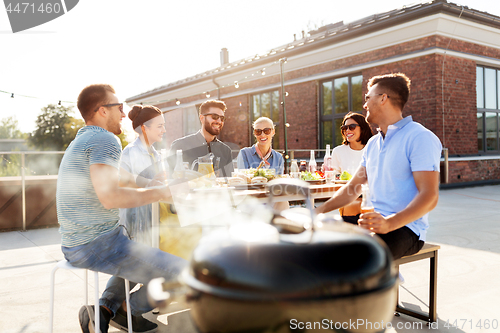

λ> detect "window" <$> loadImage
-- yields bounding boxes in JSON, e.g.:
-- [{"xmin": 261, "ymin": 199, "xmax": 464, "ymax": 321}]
[
  {"xmin": 320, "ymin": 74, "xmax": 363, "ymax": 149},
  {"xmin": 251, "ymin": 90, "xmax": 280, "ymax": 149},
  {"xmin": 183, "ymin": 106, "xmax": 200, "ymax": 136},
  {"xmin": 477, "ymin": 66, "xmax": 500, "ymax": 153}
]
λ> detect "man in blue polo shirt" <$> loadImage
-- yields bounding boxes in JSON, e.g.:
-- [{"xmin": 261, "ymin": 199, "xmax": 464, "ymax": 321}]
[{"xmin": 316, "ymin": 73, "xmax": 441, "ymax": 259}]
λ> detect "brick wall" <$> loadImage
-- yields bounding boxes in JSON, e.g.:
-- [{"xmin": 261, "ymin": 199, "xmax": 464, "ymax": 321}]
[
  {"xmin": 154, "ymin": 35, "xmax": 500, "ymax": 183},
  {"xmin": 218, "ymin": 96, "xmax": 250, "ymax": 149},
  {"xmin": 448, "ymin": 159, "xmax": 500, "ymax": 183},
  {"xmin": 361, "ymin": 53, "xmax": 478, "ymax": 155},
  {"xmin": 285, "ymin": 81, "xmax": 318, "ymax": 151}
]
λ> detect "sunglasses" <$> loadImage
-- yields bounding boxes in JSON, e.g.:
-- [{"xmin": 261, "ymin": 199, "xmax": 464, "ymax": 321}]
[
  {"xmin": 203, "ymin": 113, "xmax": 225, "ymax": 122},
  {"xmin": 364, "ymin": 93, "xmax": 390, "ymax": 102},
  {"xmin": 95, "ymin": 103, "xmax": 123, "ymax": 112},
  {"xmin": 254, "ymin": 128, "xmax": 272, "ymax": 136},
  {"xmin": 341, "ymin": 124, "xmax": 360, "ymax": 131}
]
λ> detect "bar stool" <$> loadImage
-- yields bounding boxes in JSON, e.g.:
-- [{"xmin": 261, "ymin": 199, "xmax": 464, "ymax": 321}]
[{"xmin": 49, "ymin": 259, "xmax": 133, "ymax": 333}]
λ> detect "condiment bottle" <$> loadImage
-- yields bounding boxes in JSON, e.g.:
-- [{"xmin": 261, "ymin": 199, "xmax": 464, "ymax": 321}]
[
  {"xmin": 299, "ymin": 160, "xmax": 307, "ymax": 172},
  {"xmin": 173, "ymin": 149, "xmax": 185, "ymax": 178},
  {"xmin": 290, "ymin": 159, "xmax": 300, "ymax": 178},
  {"xmin": 308, "ymin": 150, "xmax": 317, "ymax": 173},
  {"xmin": 361, "ymin": 184, "xmax": 374, "ymax": 214}
]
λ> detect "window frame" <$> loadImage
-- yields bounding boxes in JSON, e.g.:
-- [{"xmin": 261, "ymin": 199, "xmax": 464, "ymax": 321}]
[
  {"xmin": 250, "ymin": 89, "xmax": 281, "ymax": 150},
  {"xmin": 319, "ymin": 74, "xmax": 363, "ymax": 150},
  {"xmin": 477, "ymin": 65, "xmax": 500, "ymax": 154}
]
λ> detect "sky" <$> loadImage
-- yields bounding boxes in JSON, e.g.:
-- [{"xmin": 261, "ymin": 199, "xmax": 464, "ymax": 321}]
[{"xmin": 1, "ymin": 0, "xmax": 499, "ymax": 137}]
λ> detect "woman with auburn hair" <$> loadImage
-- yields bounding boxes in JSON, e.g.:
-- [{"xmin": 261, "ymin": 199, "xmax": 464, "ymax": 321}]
[
  {"xmin": 331, "ymin": 111, "xmax": 373, "ymax": 223},
  {"xmin": 119, "ymin": 104, "xmax": 166, "ymax": 245}
]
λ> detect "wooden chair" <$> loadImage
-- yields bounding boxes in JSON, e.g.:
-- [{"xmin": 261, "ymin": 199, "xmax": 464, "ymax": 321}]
[{"xmin": 394, "ymin": 243, "xmax": 440, "ymax": 322}]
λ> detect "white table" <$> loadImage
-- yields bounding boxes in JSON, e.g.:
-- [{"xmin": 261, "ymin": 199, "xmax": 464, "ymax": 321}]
[{"xmin": 151, "ymin": 183, "xmax": 343, "ymax": 248}]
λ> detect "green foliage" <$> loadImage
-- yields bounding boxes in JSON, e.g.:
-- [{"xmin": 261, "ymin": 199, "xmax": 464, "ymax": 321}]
[
  {"xmin": 117, "ymin": 132, "xmax": 129, "ymax": 149},
  {"xmin": 28, "ymin": 104, "xmax": 84, "ymax": 151},
  {"xmin": 0, "ymin": 117, "xmax": 27, "ymax": 176},
  {"xmin": 0, "ymin": 153, "xmax": 21, "ymax": 176},
  {"xmin": 0, "ymin": 116, "xmax": 27, "ymax": 139}
]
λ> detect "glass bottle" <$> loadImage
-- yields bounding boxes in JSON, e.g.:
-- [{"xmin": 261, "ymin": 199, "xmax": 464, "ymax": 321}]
[
  {"xmin": 290, "ymin": 159, "xmax": 300, "ymax": 178},
  {"xmin": 308, "ymin": 150, "xmax": 317, "ymax": 173},
  {"xmin": 361, "ymin": 184, "xmax": 374, "ymax": 214},
  {"xmin": 173, "ymin": 149, "xmax": 185, "ymax": 178},
  {"xmin": 323, "ymin": 144, "xmax": 332, "ymax": 171}
]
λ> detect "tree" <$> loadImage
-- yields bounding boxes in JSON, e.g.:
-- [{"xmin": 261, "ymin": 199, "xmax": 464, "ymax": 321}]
[
  {"xmin": 0, "ymin": 116, "xmax": 27, "ymax": 139},
  {"xmin": 28, "ymin": 104, "xmax": 84, "ymax": 151},
  {"xmin": 28, "ymin": 104, "xmax": 128, "ymax": 151},
  {"xmin": 0, "ymin": 117, "xmax": 27, "ymax": 176}
]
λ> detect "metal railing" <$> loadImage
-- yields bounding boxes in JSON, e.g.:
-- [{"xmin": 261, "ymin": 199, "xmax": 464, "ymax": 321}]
[
  {"xmin": 1, "ymin": 148, "xmax": 453, "ymax": 231},
  {"xmin": 0, "ymin": 151, "xmax": 64, "ymax": 231}
]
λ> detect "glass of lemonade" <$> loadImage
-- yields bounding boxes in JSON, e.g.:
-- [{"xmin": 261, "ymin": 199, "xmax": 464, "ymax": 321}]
[{"xmin": 198, "ymin": 163, "xmax": 214, "ymax": 177}]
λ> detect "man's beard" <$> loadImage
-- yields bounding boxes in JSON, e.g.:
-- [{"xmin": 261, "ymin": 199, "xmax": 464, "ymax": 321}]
[{"xmin": 204, "ymin": 118, "xmax": 221, "ymax": 136}]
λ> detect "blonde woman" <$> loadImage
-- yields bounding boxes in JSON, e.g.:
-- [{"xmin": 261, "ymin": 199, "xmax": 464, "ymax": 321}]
[{"xmin": 237, "ymin": 117, "xmax": 284, "ymax": 174}]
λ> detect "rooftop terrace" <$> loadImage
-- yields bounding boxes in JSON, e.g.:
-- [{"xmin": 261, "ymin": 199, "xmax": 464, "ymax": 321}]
[{"xmin": 1, "ymin": 184, "xmax": 499, "ymax": 332}]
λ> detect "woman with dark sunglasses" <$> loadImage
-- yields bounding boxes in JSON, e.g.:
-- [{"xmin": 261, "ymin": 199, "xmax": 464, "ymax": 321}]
[
  {"xmin": 331, "ymin": 112, "xmax": 373, "ymax": 223},
  {"xmin": 236, "ymin": 117, "xmax": 284, "ymax": 174},
  {"xmin": 331, "ymin": 112, "xmax": 373, "ymax": 176}
]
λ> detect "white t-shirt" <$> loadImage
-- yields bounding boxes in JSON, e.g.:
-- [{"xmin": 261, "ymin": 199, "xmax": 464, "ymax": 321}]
[
  {"xmin": 330, "ymin": 144, "xmax": 365, "ymax": 177},
  {"xmin": 119, "ymin": 137, "xmax": 160, "ymax": 245}
]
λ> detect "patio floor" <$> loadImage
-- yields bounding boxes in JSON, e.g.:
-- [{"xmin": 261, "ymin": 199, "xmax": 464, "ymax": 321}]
[{"xmin": 1, "ymin": 184, "xmax": 499, "ymax": 333}]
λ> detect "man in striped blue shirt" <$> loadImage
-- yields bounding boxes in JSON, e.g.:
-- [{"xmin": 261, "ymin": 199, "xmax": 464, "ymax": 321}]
[{"xmin": 57, "ymin": 84, "xmax": 186, "ymax": 333}]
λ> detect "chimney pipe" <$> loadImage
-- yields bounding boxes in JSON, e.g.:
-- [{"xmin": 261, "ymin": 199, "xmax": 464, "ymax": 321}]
[{"xmin": 220, "ymin": 48, "xmax": 229, "ymax": 66}]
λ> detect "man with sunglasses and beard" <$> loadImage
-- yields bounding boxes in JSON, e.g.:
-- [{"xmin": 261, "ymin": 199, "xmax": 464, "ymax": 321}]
[
  {"xmin": 168, "ymin": 100, "xmax": 234, "ymax": 177},
  {"xmin": 316, "ymin": 73, "xmax": 442, "ymax": 260}
]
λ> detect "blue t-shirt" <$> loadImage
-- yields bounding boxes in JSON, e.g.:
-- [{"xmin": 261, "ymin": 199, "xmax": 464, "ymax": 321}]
[
  {"xmin": 237, "ymin": 145, "xmax": 284, "ymax": 175},
  {"xmin": 56, "ymin": 126, "xmax": 122, "ymax": 247},
  {"xmin": 360, "ymin": 116, "xmax": 442, "ymax": 241}
]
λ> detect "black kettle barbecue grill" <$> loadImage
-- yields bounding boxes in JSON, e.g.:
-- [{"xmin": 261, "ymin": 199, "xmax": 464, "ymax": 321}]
[{"xmin": 149, "ymin": 178, "xmax": 398, "ymax": 332}]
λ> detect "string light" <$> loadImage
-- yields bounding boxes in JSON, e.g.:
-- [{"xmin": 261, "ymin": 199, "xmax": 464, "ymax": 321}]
[
  {"xmin": 2, "ymin": 59, "xmax": 281, "ymax": 109},
  {"xmin": 285, "ymin": 92, "xmax": 289, "ymax": 96},
  {"xmin": 1, "ymin": 89, "xmax": 75, "ymax": 104}
]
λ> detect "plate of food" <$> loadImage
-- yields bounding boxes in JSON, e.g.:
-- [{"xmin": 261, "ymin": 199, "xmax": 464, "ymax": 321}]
[
  {"xmin": 232, "ymin": 184, "xmax": 266, "ymax": 190},
  {"xmin": 305, "ymin": 179, "xmax": 326, "ymax": 185},
  {"xmin": 300, "ymin": 171, "xmax": 325, "ymax": 185}
]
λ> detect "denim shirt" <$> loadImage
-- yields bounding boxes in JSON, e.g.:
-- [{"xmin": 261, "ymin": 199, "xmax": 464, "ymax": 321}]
[{"xmin": 236, "ymin": 145, "xmax": 284, "ymax": 175}]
